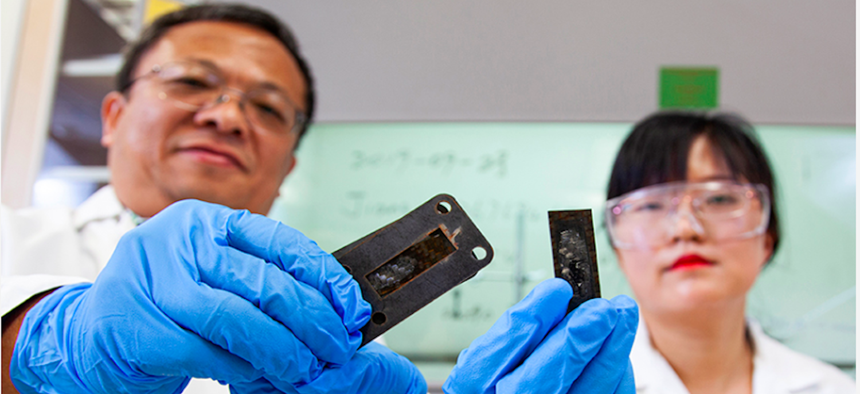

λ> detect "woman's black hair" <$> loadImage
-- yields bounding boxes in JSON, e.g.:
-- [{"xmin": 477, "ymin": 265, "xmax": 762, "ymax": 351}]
[
  {"xmin": 116, "ymin": 3, "xmax": 315, "ymax": 141},
  {"xmin": 607, "ymin": 111, "xmax": 780, "ymax": 255}
]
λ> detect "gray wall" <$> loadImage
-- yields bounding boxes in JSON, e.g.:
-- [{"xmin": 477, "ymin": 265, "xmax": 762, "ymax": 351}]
[{"xmin": 223, "ymin": 1, "xmax": 854, "ymax": 125}]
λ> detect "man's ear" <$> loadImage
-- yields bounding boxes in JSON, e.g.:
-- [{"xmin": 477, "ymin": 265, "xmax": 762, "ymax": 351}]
[
  {"xmin": 284, "ymin": 155, "xmax": 297, "ymax": 178},
  {"xmin": 275, "ymin": 155, "xmax": 296, "ymax": 197},
  {"xmin": 101, "ymin": 91, "xmax": 127, "ymax": 147},
  {"xmin": 273, "ymin": 156, "xmax": 298, "ymax": 199}
]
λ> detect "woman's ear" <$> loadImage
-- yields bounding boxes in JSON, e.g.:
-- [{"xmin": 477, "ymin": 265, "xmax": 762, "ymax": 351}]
[
  {"xmin": 762, "ymin": 232, "xmax": 775, "ymax": 266},
  {"xmin": 101, "ymin": 91, "xmax": 127, "ymax": 147}
]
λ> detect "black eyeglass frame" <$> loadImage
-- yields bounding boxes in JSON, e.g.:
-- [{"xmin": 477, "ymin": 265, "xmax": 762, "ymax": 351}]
[{"xmin": 119, "ymin": 60, "xmax": 308, "ymax": 135}]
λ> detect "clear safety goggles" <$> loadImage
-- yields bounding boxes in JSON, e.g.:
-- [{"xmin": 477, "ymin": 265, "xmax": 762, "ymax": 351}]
[
  {"xmin": 123, "ymin": 61, "xmax": 306, "ymax": 135},
  {"xmin": 605, "ymin": 181, "xmax": 770, "ymax": 250}
]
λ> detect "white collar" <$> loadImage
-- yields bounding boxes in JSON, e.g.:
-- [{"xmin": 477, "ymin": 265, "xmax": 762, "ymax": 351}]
[
  {"xmin": 71, "ymin": 185, "xmax": 127, "ymax": 229},
  {"xmin": 631, "ymin": 318, "xmax": 688, "ymax": 392},
  {"xmin": 748, "ymin": 320, "xmax": 823, "ymax": 392},
  {"xmin": 631, "ymin": 318, "xmax": 824, "ymax": 393}
]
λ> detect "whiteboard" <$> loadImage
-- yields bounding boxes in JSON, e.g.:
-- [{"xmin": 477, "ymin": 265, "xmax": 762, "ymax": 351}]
[{"xmin": 270, "ymin": 122, "xmax": 855, "ymax": 367}]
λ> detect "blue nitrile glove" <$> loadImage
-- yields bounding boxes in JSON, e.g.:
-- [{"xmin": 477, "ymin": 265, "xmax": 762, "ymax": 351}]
[
  {"xmin": 11, "ymin": 200, "xmax": 371, "ymax": 394},
  {"xmin": 229, "ymin": 342, "xmax": 427, "ymax": 394},
  {"xmin": 443, "ymin": 278, "xmax": 638, "ymax": 394}
]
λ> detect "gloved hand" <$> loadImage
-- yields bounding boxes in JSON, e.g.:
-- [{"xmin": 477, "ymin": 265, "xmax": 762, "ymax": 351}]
[
  {"xmin": 229, "ymin": 342, "xmax": 427, "ymax": 394},
  {"xmin": 443, "ymin": 278, "xmax": 639, "ymax": 394},
  {"xmin": 11, "ymin": 200, "xmax": 371, "ymax": 394}
]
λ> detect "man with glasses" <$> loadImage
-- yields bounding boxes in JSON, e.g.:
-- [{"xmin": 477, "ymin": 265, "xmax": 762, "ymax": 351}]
[{"xmin": 3, "ymin": 4, "xmax": 637, "ymax": 394}]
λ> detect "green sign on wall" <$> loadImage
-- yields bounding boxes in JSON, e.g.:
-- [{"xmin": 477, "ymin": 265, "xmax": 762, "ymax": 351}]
[{"xmin": 660, "ymin": 67, "xmax": 719, "ymax": 109}]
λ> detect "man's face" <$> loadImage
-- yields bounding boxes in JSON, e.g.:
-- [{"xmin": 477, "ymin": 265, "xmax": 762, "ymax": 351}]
[{"xmin": 101, "ymin": 21, "xmax": 307, "ymax": 216}]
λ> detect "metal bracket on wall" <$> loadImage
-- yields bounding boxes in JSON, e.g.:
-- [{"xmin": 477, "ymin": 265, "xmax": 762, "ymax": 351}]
[
  {"xmin": 333, "ymin": 194, "xmax": 494, "ymax": 346},
  {"xmin": 549, "ymin": 210, "xmax": 601, "ymax": 312}
]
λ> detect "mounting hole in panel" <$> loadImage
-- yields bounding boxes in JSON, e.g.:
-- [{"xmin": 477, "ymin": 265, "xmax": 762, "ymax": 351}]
[
  {"xmin": 471, "ymin": 246, "xmax": 487, "ymax": 260},
  {"xmin": 371, "ymin": 312, "xmax": 387, "ymax": 325},
  {"xmin": 436, "ymin": 201, "xmax": 452, "ymax": 214}
]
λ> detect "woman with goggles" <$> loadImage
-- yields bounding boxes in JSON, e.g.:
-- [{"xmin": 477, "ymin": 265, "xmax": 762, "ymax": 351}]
[{"xmin": 604, "ymin": 112, "xmax": 854, "ymax": 393}]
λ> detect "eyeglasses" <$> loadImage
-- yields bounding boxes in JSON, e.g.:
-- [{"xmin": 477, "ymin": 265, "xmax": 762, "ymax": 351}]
[
  {"xmin": 122, "ymin": 61, "xmax": 306, "ymax": 134},
  {"xmin": 605, "ymin": 181, "xmax": 770, "ymax": 250}
]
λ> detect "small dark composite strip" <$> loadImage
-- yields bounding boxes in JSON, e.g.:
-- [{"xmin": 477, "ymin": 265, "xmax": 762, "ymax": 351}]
[{"xmin": 548, "ymin": 210, "xmax": 601, "ymax": 312}]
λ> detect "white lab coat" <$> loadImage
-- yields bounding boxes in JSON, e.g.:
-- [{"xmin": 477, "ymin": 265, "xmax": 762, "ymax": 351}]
[
  {"xmin": 631, "ymin": 319, "xmax": 856, "ymax": 393},
  {"xmin": 1, "ymin": 185, "xmax": 228, "ymax": 393}
]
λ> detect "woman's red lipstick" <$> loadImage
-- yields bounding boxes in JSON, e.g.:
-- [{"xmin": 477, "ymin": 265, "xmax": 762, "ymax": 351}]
[{"xmin": 670, "ymin": 254, "xmax": 713, "ymax": 271}]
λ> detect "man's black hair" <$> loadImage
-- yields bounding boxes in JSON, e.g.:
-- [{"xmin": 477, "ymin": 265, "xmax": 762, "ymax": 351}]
[
  {"xmin": 116, "ymin": 3, "xmax": 315, "ymax": 140},
  {"xmin": 607, "ymin": 111, "xmax": 780, "ymax": 256}
]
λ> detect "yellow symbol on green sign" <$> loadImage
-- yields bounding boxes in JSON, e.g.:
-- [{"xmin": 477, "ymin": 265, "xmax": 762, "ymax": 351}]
[{"xmin": 660, "ymin": 67, "xmax": 719, "ymax": 109}]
